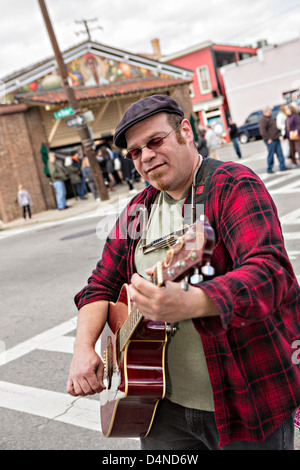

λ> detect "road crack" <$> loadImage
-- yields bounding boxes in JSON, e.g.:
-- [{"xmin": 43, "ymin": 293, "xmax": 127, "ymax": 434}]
[{"xmin": 53, "ymin": 397, "xmax": 81, "ymax": 420}]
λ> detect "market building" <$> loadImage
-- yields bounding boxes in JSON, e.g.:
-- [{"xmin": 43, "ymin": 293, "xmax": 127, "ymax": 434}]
[{"xmin": 0, "ymin": 40, "xmax": 193, "ymax": 223}]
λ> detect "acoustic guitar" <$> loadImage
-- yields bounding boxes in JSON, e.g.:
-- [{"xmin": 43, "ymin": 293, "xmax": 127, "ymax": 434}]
[{"xmin": 100, "ymin": 216, "xmax": 215, "ymax": 438}]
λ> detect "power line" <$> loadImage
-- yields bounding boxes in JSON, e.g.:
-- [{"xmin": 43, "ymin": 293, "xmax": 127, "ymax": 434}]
[
  {"xmin": 226, "ymin": 2, "xmax": 300, "ymax": 42},
  {"xmin": 75, "ymin": 18, "xmax": 103, "ymax": 41}
]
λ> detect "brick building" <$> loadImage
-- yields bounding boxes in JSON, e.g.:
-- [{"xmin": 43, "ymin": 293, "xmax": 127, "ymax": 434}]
[
  {"xmin": 0, "ymin": 104, "xmax": 56, "ymax": 222},
  {"xmin": 0, "ymin": 40, "xmax": 193, "ymax": 223}
]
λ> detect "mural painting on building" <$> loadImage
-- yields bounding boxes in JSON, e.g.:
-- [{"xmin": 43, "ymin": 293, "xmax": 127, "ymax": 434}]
[
  {"xmin": 7, "ymin": 52, "xmax": 170, "ymax": 102},
  {"xmin": 0, "ymin": 38, "xmax": 193, "ymax": 223}
]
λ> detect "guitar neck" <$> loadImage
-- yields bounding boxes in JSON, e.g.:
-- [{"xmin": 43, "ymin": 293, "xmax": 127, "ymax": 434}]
[
  {"xmin": 119, "ymin": 263, "xmax": 162, "ymax": 352},
  {"xmin": 117, "ymin": 218, "xmax": 214, "ymax": 351},
  {"xmin": 119, "ymin": 305, "xmax": 142, "ymax": 351}
]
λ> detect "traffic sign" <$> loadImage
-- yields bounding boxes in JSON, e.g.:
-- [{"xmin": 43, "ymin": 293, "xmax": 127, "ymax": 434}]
[
  {"xmin": 53, "ymin": 107, "xmax": 74, "ymax": 120},
  {"xmin": 82, "ymin": 110, "xmax": 94, "ymax": 122},
  {"xmin": 65, "ymin": 114, "xmax": 85, "ymax": 128}
]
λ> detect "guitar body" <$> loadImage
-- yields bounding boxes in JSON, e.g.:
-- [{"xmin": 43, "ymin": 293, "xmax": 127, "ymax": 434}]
[{"xmin": 100, "ymin": 284, "xmax": 167, "ymax": 438}]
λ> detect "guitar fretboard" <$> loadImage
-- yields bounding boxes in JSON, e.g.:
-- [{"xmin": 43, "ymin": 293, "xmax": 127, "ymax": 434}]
[
  {"xmin": 119, "ymin": 264, "xmax": 162, "ymax": 351},
  {"xmin": 119, "ymin": 306, "xmax": 142, "ymax": 351}
]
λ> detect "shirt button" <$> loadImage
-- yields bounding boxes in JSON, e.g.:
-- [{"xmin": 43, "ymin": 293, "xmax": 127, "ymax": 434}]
[{"xmin": 241, "ymin": 321, "xmax": 245, "ymax": 326}]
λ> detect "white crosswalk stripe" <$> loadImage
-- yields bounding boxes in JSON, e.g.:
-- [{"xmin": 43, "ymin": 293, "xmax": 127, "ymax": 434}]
[{"xmin": 0, "ymin": 381, "xmax": 100, "ymax": 431}]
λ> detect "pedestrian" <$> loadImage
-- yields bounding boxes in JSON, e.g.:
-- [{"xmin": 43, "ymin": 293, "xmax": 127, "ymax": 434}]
[
  {"xmin": 258, "ymin": 106, "xmax": 288, "ymax": 173},
  {"xmin": 196, "ymin": 128, "xmax": 209, "ymax": 157},
  {"xmin": 285, "ymin": 103, "xmax": 300, "ymax": 166},
  {"xmin": 96, "ymin": 147, "xmax": 114, "ymax": 191},
  {"xmin": 106, "ymin": 143, "xmax": 122, "ymax": 185},
  {"xmin": 228, "ymin": 117, "xmax": 242, "ymax": 159},
  {"xmin": 120, "ymin": 148, "xmax": 137, "ymax": 193},
  {"xmin": 111, "ymin": 145, "xmax": 124, "ymax": 183},
  {"xmin": 48, "ymin": 152, "xmax": 69, "ymax": 210},
  {"xmin": 70, "ymin": 152, "xmax": 88, "ymax": 199},
  {"xmin": 205, "ymin": 125, "xmax": 219, "ymax": 159},
  {"xmin": 81, "ymin": 156, "xmax": 100, "ymax": 201},
  {"xmin": 67, "ymin": 94, "xmax": 300, "ymax": 450},
  {"xmin": 276, "ymin": 105, "xmax": 290, "ymax": 159},
  {"xmin": 17, "ymin": 184, "xmax": 32, "ymax": 219},
  {"xmin": 100, "ymin": 145, "xmax": 116, "ymax": 187},
  {"xmin": 64, "ymin": 156, "xmax": 87, "ymax": 200},
  {"xmin": 214, "ymin": 122, "xmax": 225, "ymax": 145}
]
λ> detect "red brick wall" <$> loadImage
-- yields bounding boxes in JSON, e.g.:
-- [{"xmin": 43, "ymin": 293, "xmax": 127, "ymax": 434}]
[
  {"xmin": 0, "ymin": 105, "xmax": 55, "ymax": 223},
  {"xmin": 25, "ymin": 107, "xmax": 56, "ymax": 211}
]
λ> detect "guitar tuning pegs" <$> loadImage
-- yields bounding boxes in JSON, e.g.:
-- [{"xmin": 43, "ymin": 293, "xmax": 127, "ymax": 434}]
[
  {"xmin": 181, "ymin": 276, "xmax": 190, "ymax": 291},
  {"xmin": 189, "ymin": 268, "xmax": 203, "ymax": 285},
  {"xmin": 201, "ymin": 262, "xmax": 215, "ymax": 277}
]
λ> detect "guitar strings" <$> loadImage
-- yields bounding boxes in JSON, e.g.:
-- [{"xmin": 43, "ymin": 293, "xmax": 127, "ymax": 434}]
[{"xmin": 120, "ymin": 222, "xmax": 205, "ymax": 350}]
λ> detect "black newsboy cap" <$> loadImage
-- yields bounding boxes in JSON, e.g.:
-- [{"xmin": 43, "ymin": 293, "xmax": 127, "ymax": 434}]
[{"xmin": 113, "ymin": 94, "xmax": 184, "ymax": 148}]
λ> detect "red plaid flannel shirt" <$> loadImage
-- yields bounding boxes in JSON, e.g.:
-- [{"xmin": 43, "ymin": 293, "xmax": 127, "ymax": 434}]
[{"xmin": 75, "ymin": 162, "xmax": 300, "ymax": 447}]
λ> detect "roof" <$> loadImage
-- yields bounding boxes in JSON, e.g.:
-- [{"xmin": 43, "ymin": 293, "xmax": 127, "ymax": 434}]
[
  {"xmin": 161, "ymin": 41, "xmax": 213, "ymax": 61},
  {"xmin": 16, "ymin": 77, "xmax": 192, "ymax": 105},
  {"xmin": 2, "ymin": 40, "xmax": 193, "ymax": 96},
  {"xmin": 161, "ymin": 40, "xmax": 256, "ymax": 62}
]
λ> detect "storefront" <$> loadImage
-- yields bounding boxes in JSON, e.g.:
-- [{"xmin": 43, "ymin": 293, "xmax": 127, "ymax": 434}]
[{"xmin": 0, "ymin": 40, "xmax": 193, "ymax": 222}]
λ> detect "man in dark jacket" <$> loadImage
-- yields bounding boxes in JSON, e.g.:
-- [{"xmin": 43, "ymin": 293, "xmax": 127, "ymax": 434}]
[
  {"xmin": 259, "ymin": 106, "xmax": 287, "ymax": 173},
  {"xmin": 228, "ymin": 118, "xmax": 242, "ymax": 159}
]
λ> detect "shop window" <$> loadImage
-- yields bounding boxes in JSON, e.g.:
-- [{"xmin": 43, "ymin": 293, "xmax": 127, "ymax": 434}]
[
  {"xmin": 245, "ymin": 112, "xmax": 261, "ymax": 123},
  {"xmin": 214, "ymin": 51, "xmax": 236, "ymax": 67},
  {"xmin": 239, "ymin": 52, "xmax": 252, "ymax": 61},
  {"xmin": 189, "ymin": 83, "xmax": 195, "ymax": 98},
  {"xmin": 196, "ymin": 65, "xmax": 212, "ymax": 95}
]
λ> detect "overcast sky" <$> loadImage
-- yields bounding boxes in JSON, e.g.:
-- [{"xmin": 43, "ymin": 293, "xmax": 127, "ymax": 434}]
[{"xmin": 1, "ymin": 0, "xmax": 300, "ymax": 79}]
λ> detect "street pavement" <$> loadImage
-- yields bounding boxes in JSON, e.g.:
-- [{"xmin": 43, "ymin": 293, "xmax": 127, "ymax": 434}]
[{"xmin": 1, "ymin": 140, "xmax": 300, "ymax": 450}]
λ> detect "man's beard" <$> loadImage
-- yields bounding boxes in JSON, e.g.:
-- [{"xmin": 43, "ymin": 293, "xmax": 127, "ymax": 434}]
[{"xmin": 147, "ymin": 169, "xmax": 170, "ymax": 192}]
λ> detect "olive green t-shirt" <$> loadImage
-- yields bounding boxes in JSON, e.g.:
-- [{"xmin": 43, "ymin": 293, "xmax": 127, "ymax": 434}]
[{"xmin": 134, "ymin": 189, "xmax": 214, "ymax": 411}]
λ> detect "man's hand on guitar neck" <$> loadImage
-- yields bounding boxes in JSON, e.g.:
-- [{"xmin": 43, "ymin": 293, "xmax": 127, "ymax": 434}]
[{"xmin": 128, "ymin": 271, "xmax": 219, "ymax": 324}]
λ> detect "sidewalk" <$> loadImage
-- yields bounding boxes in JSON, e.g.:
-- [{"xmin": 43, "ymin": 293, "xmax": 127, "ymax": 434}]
[{"xmin": 0, "ymin": 181, "xmax": 145, "ymax": 231}]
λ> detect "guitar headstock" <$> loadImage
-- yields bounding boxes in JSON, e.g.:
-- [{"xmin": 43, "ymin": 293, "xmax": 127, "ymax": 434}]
[{"xmin": 151, "ymin": 216, "xmax": 215, "ymax": 287}]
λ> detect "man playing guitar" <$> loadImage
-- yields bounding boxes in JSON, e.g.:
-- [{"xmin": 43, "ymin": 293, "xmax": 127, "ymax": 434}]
[{"xmin": 67, "ymin": 94, "xmax": 300, "ymax": 450}]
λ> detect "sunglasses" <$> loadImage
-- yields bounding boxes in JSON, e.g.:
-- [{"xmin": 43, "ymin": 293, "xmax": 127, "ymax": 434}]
[{"xmin": 125, "ymin": 121, "xmax": 181, "ymax": 160}]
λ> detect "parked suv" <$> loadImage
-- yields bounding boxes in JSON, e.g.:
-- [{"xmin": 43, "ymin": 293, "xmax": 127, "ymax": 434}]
[{"xmin": 238, "ymin": 105, "xmax": 281, "ymax": 144}]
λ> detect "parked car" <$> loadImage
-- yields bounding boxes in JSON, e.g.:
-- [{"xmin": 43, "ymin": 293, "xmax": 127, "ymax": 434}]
[{"xmin": 238, "ymin": 105, "xmax": 281, "ymax": 144}]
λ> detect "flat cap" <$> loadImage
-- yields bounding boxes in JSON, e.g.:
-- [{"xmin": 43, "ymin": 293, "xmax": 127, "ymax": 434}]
[{"xmin": 113, "ymin": 94, "xmax": 184, "ymax": 148}]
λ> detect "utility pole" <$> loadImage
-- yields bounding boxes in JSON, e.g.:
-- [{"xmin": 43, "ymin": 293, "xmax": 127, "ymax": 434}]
[
  {"xmin": 75, "ymin": 18, "xmax": 103, "ymax": 41},
  {"xmin": 37, "ymin": 0, "xmax": 108, "ymax": 201}
]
